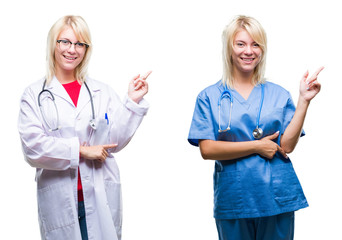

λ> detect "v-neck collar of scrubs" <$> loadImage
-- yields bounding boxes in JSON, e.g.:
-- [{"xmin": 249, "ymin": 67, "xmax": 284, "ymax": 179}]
[{"xmin": 218, "ymin": 82, "xmax": 263, "ymax": 110}]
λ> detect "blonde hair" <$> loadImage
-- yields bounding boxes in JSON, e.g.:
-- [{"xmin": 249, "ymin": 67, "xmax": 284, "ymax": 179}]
[
  {"xmin": 46, "ymin": 15, "xmax": 92, "ymax": 84},
  {"xmin": 222, "ymin": 15, "xmax": 267, "ymax": 88}
]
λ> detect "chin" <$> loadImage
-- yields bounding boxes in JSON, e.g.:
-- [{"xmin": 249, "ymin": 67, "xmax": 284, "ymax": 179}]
[{"xmin": 62, "ymin": 63, "xmax": 81, "ymax": 71}]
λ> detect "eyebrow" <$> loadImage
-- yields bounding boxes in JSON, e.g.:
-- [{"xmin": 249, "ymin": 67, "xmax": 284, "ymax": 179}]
[
  {"xmin": 59, "ymin": 38, "xmax": 81, "ymax": 43},
  {"xmin": 234, "ymin": 40, "xmax": 257, "ymax": 44}
]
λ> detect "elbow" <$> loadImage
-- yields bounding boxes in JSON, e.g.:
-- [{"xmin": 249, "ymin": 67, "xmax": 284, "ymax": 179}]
[
  {"xmin": 283, "ymin": 146, "xmax": 294, "ymax": 154},
  {"xmin": 280, "ymin": 141, "xmax": 296, "ymax": 154},
  {"xmin": 200, "ymin": 150, "xmax": 211, "ymax": 160},
  {"xmin": 24, "ymin": 154, "xmax": 47, "ymax": 169},
  {"xmin": 23, "ymin": 152, "xmax": 71, "ymax": 171},
  {"xmin": 199, "ymin": 141, "xmax": 213, "ymax": 160},
  {"xmin": 280, "ymin": 134, "xmax": 300, "ymax": 154}
]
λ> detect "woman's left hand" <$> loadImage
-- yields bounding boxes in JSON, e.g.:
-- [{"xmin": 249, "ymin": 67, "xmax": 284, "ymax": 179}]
[
  {"xmin": 128, "ymin": 71, "xmax": 152, "ymax": 103},
  {"xmin": 300, "ymin": 66, "xmax": 324, "ymax": 102}
]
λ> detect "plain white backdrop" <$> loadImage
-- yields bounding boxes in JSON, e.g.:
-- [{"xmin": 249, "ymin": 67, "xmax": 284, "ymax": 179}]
[{"xmin": 1, "ymin": 0, "xmax": 341, "ymax": 239}]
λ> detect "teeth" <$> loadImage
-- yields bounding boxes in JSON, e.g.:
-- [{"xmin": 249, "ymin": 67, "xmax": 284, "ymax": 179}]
[{"xmin": 64, "ymin": 56, "xmax": 76, "ymax": 60}]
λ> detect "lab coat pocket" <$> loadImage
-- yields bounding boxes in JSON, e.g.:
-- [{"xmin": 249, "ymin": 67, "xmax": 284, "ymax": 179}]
[
  {"xmin": 214, "ymin": 171, "xmax": 243, "ymax": 213},
  {"xmin": 90, "ymin": 118, "xmax": 111, "ymax": 145},
  {"xmin": 104, "ymin": 181, "xmax": 122, "ymax": 232},
  {"xmin": 37, "ymin": 183, "xmax": 76, "ymax": 232},
  {"xmin": 272, "ymin": 164, "xmax": 304, "ymax": 205}
]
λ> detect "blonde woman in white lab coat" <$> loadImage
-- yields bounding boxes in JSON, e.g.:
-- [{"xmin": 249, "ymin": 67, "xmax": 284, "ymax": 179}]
[{"xmin": 18, "ymin": 15, "xmax": 151, "ymax": 240}]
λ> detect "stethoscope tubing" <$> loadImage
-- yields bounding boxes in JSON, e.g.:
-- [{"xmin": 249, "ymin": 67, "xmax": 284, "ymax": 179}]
[
  {"xmin": 218, "ymin": 84, "xmax": 265, "ymax": 139},
  {"xmin": 84, "ymin": 81, "xmax": 95, "ymax": 120},
  {"xmin": 255, "ymin": 84, "xmax": 264, "ymax": 129},
  {"xmin": 38, "ymin": 79, "xmax": 96, "ymax": 131},
  {"xmin": 218, "ymin": 89, "xmax": 233, "ymax": 133}
]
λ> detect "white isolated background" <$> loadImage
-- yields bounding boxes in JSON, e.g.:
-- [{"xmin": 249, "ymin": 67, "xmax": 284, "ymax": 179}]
[{"xmin": 1, "ymin": 0, "xmax": 340, "ymax": 239}]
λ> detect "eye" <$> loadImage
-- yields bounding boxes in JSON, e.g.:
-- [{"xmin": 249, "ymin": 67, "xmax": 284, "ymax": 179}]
[
  {"xmin": 253, "ymin": 43, "xmax": 260, "ymax": 48},
  {"xmin": 76, "ymin": 42, "xmax": 85, "ymax": 48},
  {"xmin": 61, "ymin": 40, "xmax": 71, "ymax": 45},
  {"xmin": 236, "ymin": 42, "xmax": 245, "ymax": 47}
]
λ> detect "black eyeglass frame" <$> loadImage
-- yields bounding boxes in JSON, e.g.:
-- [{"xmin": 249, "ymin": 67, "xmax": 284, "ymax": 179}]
[{"xmin": 56, "ymin": 39, "xmax": 89, "ymax": 49}]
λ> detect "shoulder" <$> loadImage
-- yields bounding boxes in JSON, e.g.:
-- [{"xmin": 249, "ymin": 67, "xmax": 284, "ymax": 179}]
[
  {"xmin": 264, "ymin": 81, "xmax": 291, "ymax": 97},
  {"xmin": 85, "ymin": 77, "xmax": 120, "ymax": 100},
  {"xmin": 197, "ymin": 80, "xmax": 223, "ymax": 99},
  {"xmin": 21, "ymin": 77, "xmax": 46, "ymax": 98},
  {"xmin": 86, "ymin": 77, "xmax": 116, "ymax": 93},
  {"xmin": 26, "ymin": 77, "xmax": 46, "ymax": 90},
  {"xmin": 85, "ymin": 77, "xmax": 109, "ymax": 89}
]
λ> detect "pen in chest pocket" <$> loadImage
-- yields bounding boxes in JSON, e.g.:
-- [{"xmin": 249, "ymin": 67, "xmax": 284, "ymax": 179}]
[{"xmin": 105, "ymin": 113, "xmax": 109, "ymax": 125}]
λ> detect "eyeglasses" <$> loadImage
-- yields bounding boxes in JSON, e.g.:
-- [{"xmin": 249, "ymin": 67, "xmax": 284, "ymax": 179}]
[{"xmin": 57, "ymin": 39, "xmax": 89, "ymax": 51}]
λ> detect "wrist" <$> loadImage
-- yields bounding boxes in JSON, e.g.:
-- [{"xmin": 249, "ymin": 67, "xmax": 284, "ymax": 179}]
[
  {"xmin": 79, "ymin": 146, "xmax": 85, "ymax": 157},
  {"xmin": 297, "ymin": 95, "xmax": 310, "ymax": 109},
  {"xmin": 128, "ymin": 95, "xmax": 142, "ymax": 104},
  {"xmin": 252, "ymin": 140, "xmax": 261, "ymax": 155}
]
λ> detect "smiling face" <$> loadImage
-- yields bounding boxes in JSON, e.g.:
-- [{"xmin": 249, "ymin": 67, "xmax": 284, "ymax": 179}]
[
  {"xmin": 231, "ymin": 29, "xmax": 262, "ymax": 77},
  {"xmin": 54, "ymin": 27, "xmax": 86, "ymax": 78}
]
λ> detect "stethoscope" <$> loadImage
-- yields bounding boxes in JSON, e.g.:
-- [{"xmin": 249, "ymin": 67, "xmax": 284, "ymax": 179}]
[
  {"xmin": 218, "ymin": 84, "xmax": 265, "ymax": 139},
  {"xmin": 38, "ymin": 79, "xmax": 96, "ymax": 132}
]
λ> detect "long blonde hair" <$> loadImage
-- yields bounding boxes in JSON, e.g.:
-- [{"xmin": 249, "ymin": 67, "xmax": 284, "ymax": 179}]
[
  {"xmin": 45, "ymin": 15, "xmax": 92, "ymax": 84},
  {"xmin": 222, "ymin": 15, "xmax": 267, "ymax": 88}
]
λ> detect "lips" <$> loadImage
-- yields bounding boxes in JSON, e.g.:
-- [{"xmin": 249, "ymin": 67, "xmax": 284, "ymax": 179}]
[
  {"xmin": 64, "ymin": 55, "xmax": 77, "ymax": 60},
  {"xmin": 241, "ymin": 57, "xmax": 255, "ymax": 63}
]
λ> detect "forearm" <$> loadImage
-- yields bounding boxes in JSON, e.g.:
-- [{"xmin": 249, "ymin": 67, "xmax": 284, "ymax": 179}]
[
  {"xmin": 281, "ymin": 96, "xmax": 310, "ymax": 153},
  {"xmin": 281, "ymin": 66, "xmax": 323, "ymax": 153},
  {"xmin": 199, "ymin": 139, "xmax": 259, "ymax": 160},
  {"xmin": 21, "ymin": 136, "xmax": 80, "ymax": 170},
  {"xmin": 109, "ymin": 95, "xmax": 149, "ymax": 153}
]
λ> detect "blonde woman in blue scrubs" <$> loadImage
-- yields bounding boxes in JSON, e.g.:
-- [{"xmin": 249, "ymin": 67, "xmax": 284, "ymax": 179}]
[{"xmin": 188, "ymin": 15, "xmax": 323, "ymax": 240}]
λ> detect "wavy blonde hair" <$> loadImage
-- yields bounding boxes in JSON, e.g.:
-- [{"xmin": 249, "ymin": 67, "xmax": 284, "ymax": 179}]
[
  {"xmin": 45, "ymin": 15, "xmax": 92, "ymax": 84},
  {"xmin": 222, "ymin": 15, "xmax": 267, "ymax": 88}
]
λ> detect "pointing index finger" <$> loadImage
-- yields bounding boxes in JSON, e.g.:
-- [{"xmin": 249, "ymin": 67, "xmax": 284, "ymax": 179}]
[
  {"xmin": 313, "ymin": 66, "xmax": 324, "ymax": 78},
  {"xmin": 103, "ymin": 144, "xmax": 118, "ymax": 149},
  {"xmin": 307, "ymin": 66, "xmax": 324, "ymax": 84},
  {"xmin": 142, "ymin": 70, "xmax": 152, "ymax": 80}
]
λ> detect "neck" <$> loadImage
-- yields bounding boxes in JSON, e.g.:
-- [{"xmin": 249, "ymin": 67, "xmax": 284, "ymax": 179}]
[
  {"xmin": 233, "ymin": 76, "xmax": 254, "ymax": 88},
  {"xmin": 232, "ymin": 70, "xmax": 255, "ymax": 100},
  {"xmin": 55, "ymin": 67, "xmax": 76, "ymax": 84},
  {"xmin": 232, "ymin": 68, "xmax": 254, "ymax": 87}
]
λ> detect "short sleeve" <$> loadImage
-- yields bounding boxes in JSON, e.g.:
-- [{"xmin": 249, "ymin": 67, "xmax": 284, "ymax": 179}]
[
  {"xmin": 282, "ymin": 94, "xmax": 305, "ymax": 137},
  {"xmin": 188, "ymin": 93, "xmax": 216, "ymax": 146}
]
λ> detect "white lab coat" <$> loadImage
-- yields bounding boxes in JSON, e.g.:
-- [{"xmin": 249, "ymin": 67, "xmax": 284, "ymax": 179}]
[{"xmin": 18, "ymin": 76, "xmax": 149, "ymax": 240}]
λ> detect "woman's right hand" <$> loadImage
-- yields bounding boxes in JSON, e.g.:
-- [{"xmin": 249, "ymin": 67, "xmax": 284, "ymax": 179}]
[
  {"xmin": 256, "ymin": 132, "xmax": 288, "ymax": 159},
  {"xmin": 128, "ymin": 71, "xmax": 152, "ymax": 104},
  {"xmin": 80, "ymin": 144, "xmax": 117, "ymax": 163}
]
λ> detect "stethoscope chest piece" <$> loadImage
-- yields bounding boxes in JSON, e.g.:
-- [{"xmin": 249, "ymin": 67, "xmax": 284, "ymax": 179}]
[
  {"xmin": 89, "ymin": 119, "xmax": 96, "ymax": 130},
  {"xmin": 253, "ymin": 127, "xmax": 263, "ymax": 139}
]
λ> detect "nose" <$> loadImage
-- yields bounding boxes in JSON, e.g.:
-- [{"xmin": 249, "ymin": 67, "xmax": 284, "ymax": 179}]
[{"xmin": 244, "ymin": 45, "xmax": 253, "ymax": 55}]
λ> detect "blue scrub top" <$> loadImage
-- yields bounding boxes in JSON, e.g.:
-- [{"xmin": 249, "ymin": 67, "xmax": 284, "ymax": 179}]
[{"xmin": 188, "ymin": 80, "xmax": 308, "ymax": 219}]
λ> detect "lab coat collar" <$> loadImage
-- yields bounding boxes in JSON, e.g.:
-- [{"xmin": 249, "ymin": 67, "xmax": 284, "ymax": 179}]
[
  {"xmin": 45, "ymin": 76, "xmax": 74, "ymax": 106},
  {"xmin": 45, "ymin": 76, "xmax": 101, "ymax": 117},
  {"xmin": 45, "ymin": 76, "xmax": 101, "ymax": 92},
  {"xmin": 84, "ymin": 77, "xmax": 101, "ymax": 93},
  {"xmin": 76, "ymin": 77, "xmax": 101, "ymax": 118}
]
